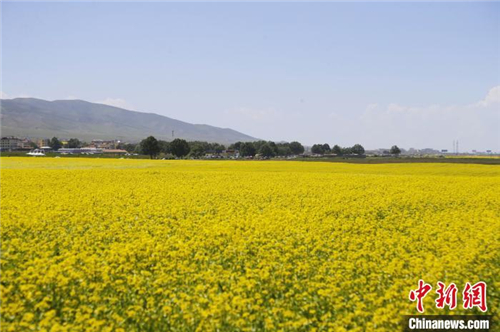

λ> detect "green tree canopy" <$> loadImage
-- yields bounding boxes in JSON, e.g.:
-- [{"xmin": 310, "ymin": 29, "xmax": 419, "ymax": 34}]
[
  {"xmin": 341, "ymin": 147, "xmax": 352, "ymax": 155},
  {"xmin": 49, "ymin": 137, "xmax": 62, "ymax": 151},
  {"xmin": 311, "ymin": 144, "xmax": 324, "ymax": 154},
  {"xmin": 158, "ymin": 140, "xmax": 170, "ymax": 154},
  {"xmin": 229, "ymin": 142, "xmax": 243, "ymax": 151},
  {"xmin": 123, "ymin": 143, "xmax": 138, "ymax": 153},
  {"xmin": 140, "ymin": 136, "xmax": 160, "ymax": 159},
  {"xmin": 211, "ymin": 143, "xmax": 225, "ymax": 154},
  {"xmin": 170, "ymin": 139, "xmax": 190, "ymax": 158},
  {"xmin": 289, "ymin": 141, "xmax": 304, "ymax": 155},
  {"xmin": 259, "ymin": 143, "xmax": 275, "ymax": 158},
  {"xmin": 252, "ymin": 141, "xmax": 267, "ymax": 152},
  {"xmin": 239, "ymin": 142, "xmax": 256, "ymax": 157},
  {"xmin": 390, "ymin": 145, "xmax": 402, "ymax": 155},
  {"xmin": 332, "ymin": 145, "xmax": 342, "ymax": 155},
  {"xmin": 189, "ymin": 143, "xmax": 206, "ymax": 158},
  {"xmin": 67, "ymin": 138, "xmax": 81, "ymax": 148},
  {"xmin": 277, "ymin": 145, "xmax": 292, "ymax": 156},
  {"xmin": 268, "ymin": 141, "xmax": 279, "ymax": 155},
  {"xmin": 351, "ymin": 144, "xmax": 365, "ymax": 155}
]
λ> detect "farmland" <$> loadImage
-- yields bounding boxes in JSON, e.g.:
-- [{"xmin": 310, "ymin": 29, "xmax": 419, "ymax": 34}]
[{"xmin": 1, "ymin": 158, "xmax": 499, "ymax": 331}]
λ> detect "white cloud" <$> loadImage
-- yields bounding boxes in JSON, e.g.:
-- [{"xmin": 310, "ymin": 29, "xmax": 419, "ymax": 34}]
[
  {"xmin": 0, "ymin": 91, "xmax": 8, "ymax": 99},
  {"xmin": 477, "ymin": 86, "xmax": 500, "ymax": 107},
  {"xmin": 359, "ymin": 86, "xmax": 500, "ymax": 151},
  {"xmin": 97, "ymin": 98, "xmax": 134, "ymax": 110}
]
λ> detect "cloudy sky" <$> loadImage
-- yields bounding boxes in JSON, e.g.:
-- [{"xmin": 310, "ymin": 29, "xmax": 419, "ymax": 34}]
[{"xmin": 2, "ymin": 2, "xmax": 499, "ymax": 151}]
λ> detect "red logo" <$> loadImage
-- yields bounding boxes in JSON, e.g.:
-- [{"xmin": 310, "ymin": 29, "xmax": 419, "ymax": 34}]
[
  {"xmin": 435, "ymin": 282, "xmax": 458, "ymax": 310},
  {"xmin": 463, "ymin": 281, "xmax": 487, "ymax": 312},
  {"xmin": 409, "ymin": 279, "xmax": 433, "ymax": 313},
  {"xmin": 409, "ymin": 281, "xmax": 487, "ymax": 313}
]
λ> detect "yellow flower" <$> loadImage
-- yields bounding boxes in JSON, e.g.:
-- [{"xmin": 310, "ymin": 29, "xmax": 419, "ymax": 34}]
[{"xmin": 1, "ymin": 157, "xmax": 499, "ymax": 331}]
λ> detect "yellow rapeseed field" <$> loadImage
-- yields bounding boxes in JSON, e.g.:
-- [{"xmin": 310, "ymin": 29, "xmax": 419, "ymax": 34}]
[{"xmin": 1, "ymin": 158, "xmax": 499, "ymax": 331}]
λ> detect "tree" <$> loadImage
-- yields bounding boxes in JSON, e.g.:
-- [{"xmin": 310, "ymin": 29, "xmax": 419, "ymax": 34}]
[
  {"xmin": 390, "ymin": 145, "xmax": 401, "ymax": 156},
  {"xmin": 123, "ymin": 143, "xmax": 137, "ymax": 153},
  {"xmin": 311, "ymin": 144, "xmax": 324, "ymax": 154},
  {"xmin": 189, "ymin": 143, "xmax": 206, "ymax": 158},
  {"xmin": 253, "ymin": 141, "xmax": 267, "ymax": 152},
  {"xmin": 212, "ymin": 143, "xmax": 225, "ymax": 154},
  {"xmin": 277, "ymin": 145, "xmax": 292, "ymax": 156},
  {"xmin": 158, "ymin": 140, "xmax": 171, "ymax": 154},
  {"xmin": 289, "ymin": 141, "xmax": 304, "ymax": 155},
  {"xmin": 268, "ymin": 141, "xmax": 279, "ymax": 155},
  {"xmin": 322, "ymin": 143, "xmax": 331, "ymax": 153},
  {"xmin": 332, "ymin": 144, "xmax": 342, "ymax": 155},
  {"xmin": 239, "ymin": 142, "xmax": 256, "ymax": 157},
  {"xmin": 67, "ymin": 138, "xmax": 81, "ymax": 148},
  {"xmin": 341, "ymin": 147, "xmax": 352, "ymax": 155},
  {"xmin": 49, "ymin": 137, "xmax": 62, "ymax": 151},
  {"xmin": 259, "ymin": 143, "xmax": 275, "ymax": 158},
  {"xmin": 170, "ymin": 139, "xmax": 190, "ymax": 158},
  {"xmin": 351, "ymin": 144, "xmax": 365, "ymax": 155},
  {"xmin": 229, "ymin": 142, "xmax": 243, "ymax": 151},
  {"xmin": 140, "ymin": 136, "xmax": 160, "ymax": 159}
]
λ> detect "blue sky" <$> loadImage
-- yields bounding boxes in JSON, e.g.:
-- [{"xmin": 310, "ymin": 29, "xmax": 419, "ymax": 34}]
[{"xmin": 2, "ymin": 2, "xmax": 499, "ymax": 150}]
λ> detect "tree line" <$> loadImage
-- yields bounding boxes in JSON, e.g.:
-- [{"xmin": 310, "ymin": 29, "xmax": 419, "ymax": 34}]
[
  {"xmin": 46, "ymin": 137, "xmax": 84, "ymax": 150},
  {"xmin": 311, "ymin": 143, "xmax": 365, "ymax": 156},
  {"xmin": 310, "ymin": 143, "xmax": 401, "ymax": 156},
  {"xmin": 139, "ymin": 137, "xmax": 223, "ymax": 159},
  {"xmin": 228, "ymin": 141, "xmax": 305, "ymax": 158},
  {"xmin": 138, "ymin": 137, "xmax": 306, "ymax": 159},
  {"xmin": 45, "ymin": 135, "xmax": 402, "ymax": 159}
]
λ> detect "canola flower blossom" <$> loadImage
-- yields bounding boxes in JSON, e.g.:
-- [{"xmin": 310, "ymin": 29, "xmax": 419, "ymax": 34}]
[{"xmin": 1, "ymin": 158, "xmax": 499, "ymax": 331}]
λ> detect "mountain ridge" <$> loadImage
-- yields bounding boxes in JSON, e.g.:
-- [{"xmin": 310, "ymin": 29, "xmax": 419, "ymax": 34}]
[{"xmin": 0, "ymin": 98, "xmax": 258, "ymax": 144}]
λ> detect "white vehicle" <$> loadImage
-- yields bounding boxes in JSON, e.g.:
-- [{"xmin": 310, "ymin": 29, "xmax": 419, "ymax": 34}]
[{"xmin": 27, "ymin": 149, "xmax": 46, "ymax": 157}]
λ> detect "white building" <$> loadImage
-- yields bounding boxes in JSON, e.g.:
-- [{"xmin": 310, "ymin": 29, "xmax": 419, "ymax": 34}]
[{"xmin": 0, "ymin": 137, "xmax": 22, "ymax": 151}]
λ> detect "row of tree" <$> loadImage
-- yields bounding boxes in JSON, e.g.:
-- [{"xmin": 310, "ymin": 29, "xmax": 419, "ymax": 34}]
[
  {"xmin": 140, "ymin": 137, "xmax": 229, "ymax": 159},
  {"xmin": 140, "ymin": 137, "xmax": 193, "ymax": 159},
  {"xmin": 228, "ymin": 141, "xmax": 305, "ymax": 158},
  {"xmin": 45, "ymin": 136, "xmax": 221, "ymax": 158},
  {"xmin": 311, "ymin": 143, "xmax": 366, "ymax": 155},
  {"xmin": 46, "ymin": 135, "xmax": 402, "ymax": 158},
  {"xmin": 138, "ymin": 137, "xmax": 306, "ymax": 159},
  {"xmin": 310, "ymin": 143, "xmax": 402, "ymax": 156},
  {"xmin": 48, "ymin": 137, "xmax": 82, "ymax": 150}
]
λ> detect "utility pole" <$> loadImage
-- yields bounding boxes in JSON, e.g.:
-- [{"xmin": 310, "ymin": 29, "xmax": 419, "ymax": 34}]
[{"xmin": 172, "ymin": 130, "xmax": 174, "ymax": 138}]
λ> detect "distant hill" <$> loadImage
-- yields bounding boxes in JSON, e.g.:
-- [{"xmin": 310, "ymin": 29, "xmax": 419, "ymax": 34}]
[{"xmin": 0, "ymin": 98, "xmax": 258, "ymax": 144}]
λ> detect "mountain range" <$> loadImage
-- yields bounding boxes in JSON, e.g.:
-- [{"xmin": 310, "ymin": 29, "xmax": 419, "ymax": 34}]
[{"xmin": 0, "ymin": 98, "xmax": 258, "ymax": 144}]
